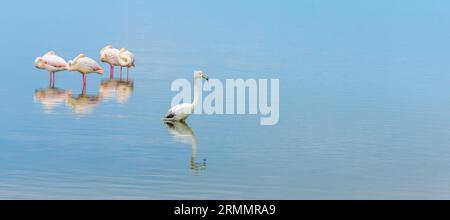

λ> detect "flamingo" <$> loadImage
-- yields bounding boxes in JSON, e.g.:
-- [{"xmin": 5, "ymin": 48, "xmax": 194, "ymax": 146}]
[
  {"xmin": 100, "ymin": 45, "xmax": 120, "ymax": 79},
  {"xmin": 34, "ymin": 51, "xmax": 69, "ymax": 87},
  {"xmin": 164, "ymin": 71, "xmax": 209, "ymax": 121},
  {"xmin": 118, "ymin": 48, "xmax": 135, "ymax": 81},
  {"xmin": 68, "ymin": 54, "xmax": 104, "ymax": 95}
]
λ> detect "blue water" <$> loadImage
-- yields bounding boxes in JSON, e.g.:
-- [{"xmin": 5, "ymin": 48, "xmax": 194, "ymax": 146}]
[{"xmin": 1, "ymin": 0, "xmax": 450, "ymax": 199}]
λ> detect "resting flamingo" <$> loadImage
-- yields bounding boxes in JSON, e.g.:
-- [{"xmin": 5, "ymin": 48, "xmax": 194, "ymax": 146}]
[
  {"xmin": 68, "ymin": 54, "xmax": 104, "ymax": 95},
  {"xmin": 34, "ymin": 51, "xmax": 68, "ymax": 87},
  {"xmin": 118, "ymin": 48, "xmax": 135, "ymax": 81},
  {"xmin": 100, "ymin": 45, "xmax": 120, "ymax": 79}
]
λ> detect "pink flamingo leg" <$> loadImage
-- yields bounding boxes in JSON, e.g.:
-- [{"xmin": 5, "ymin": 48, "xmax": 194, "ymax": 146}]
[
  {"xmin": 126, "ymin": 68, "xmax": 129, "ymax": 81},
  {"xmin": 52, "ymin": 72, "xmax": 56, "ymax": 87},
  {"xmin": 110, "ymin": 64, "xmax": 114, "ymax": 79},
  {"xmin": 82, "ymin": 73, "xmax": 86, "ymax": 95},
  {"xmin": 49, "ymin": 72, "xmax": 52, "ymax": 87}
]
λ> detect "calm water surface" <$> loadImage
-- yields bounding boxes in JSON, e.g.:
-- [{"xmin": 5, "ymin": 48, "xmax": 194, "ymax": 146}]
[{"xmin": 1, "ymin": 0, "xmax": 450, "ymax": 199}]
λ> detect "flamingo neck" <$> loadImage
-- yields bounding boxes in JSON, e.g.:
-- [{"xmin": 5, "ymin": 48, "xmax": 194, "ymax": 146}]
[{"xmin": 192, "ymin": 78, "xmax": 201, "ymax": 108}]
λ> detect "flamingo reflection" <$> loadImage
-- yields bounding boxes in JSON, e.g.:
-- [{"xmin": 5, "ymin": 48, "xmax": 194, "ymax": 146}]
[
  {"xmin": 33, "ymin": 74, "xmax": 134, "ymax": 115},
  {"xmin": 66, "ymin": 93, "xmax": 101, "ymax": 115},
  {"xmin": 33, "ymin": 87, "xmax": 72, "ymax": 113},
  {"xmin": 165, "ymin": 121, "xmax": 206, "ymax": 173},
  {"xmin": 99, "ymin": 79, "xmax": 134, "ymax": 104}
]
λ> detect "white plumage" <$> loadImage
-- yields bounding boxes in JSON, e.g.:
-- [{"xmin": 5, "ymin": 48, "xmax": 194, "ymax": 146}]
[
  {"xmin": 100, "ymin": 45, "xmax": 120, "ymax": 66},
  {"xmin": 34, "ymin": 51, "xmax": 69, "ymax": 87},
  {"xmin": 118, "ymin": 48, "xmax": 135, "ymax": 68},
  {"xmin": 165, "ymin": 103, "xmax": 195, "ymax": 121},
  {"xmin": 100, "ymin": 45, "xmax": 120, "ymax": 78},
  {"xmin": 164, "ymin": 71, "xmax": 209, "ymax": 121},
  {"xmin": 118, "ymin": 48, "xmax": 135, "ymax": 80},
  {"xmin": 34, "ymin": 51, "xmax": 69, "ymax": 72},
  {"xmin": 68, "ymin": 54, "xmax": 104, "ymax": 74},
  {"xmin": 119, "ymin": 48, "xmax": 134, "ymax": 68},
  {"xmin": 68, "ymin": 54, "xmax": 104, "ymax": 94}
]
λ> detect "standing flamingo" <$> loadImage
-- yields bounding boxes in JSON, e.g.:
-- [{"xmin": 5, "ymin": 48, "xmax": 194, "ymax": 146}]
[
  {"xmin": 118, "ymin": 48, "xmax": 135, "ymax": 81},
  {"xmin": 164, "ymin": 71, "xmax": 209, "ymax": 121},
  {"xmin": 100, "ymin": 45, "xmax": 120, "ymax": 79},
  {"xmin": 68, "ymin": 54, "xmax": 104, "ymax": 95},
  {"xmin": 34, "ymin": 51, "xmax": 69, "ymax": 87}
]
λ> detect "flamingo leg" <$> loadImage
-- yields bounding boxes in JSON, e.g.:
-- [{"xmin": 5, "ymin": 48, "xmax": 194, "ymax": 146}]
[
  {"xmin": 52, "ymin": 72, "xmax": 56, "ymax": 87},
  {"xmin": 110, "ymin": 64, "xmax": 114, "ymax": 79},
  {"xmin": 82, "ymin": 73, "xmax": 86, "ymax": 95},
  {"xmin": 49, "ymin": 72, "xmax": 52, "ymax": 87},
  {"xmin": 126, "ymin": 68, "xmax": 129, "ymax": 81}
]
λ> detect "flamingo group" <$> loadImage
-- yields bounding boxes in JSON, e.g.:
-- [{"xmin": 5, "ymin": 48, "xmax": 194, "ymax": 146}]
[
  {"xmin": 100, "ymin": 45, "xmax": 135, "ymax": 80},
  {"xmin": 34, "ymin": 45, "xmax": 135, "ymax": 93},
  {"xmin": 34, "ymin": 46, "xmax": 211, "ymax": 123}
]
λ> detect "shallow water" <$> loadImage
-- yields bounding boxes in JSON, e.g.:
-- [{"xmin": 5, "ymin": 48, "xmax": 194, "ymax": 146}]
[{"xmin": 1, "ymin": 0, "xmax": 450, "ymax": 199}]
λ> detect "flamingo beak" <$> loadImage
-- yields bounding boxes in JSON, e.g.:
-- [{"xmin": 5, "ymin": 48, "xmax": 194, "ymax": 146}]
[{"xmin": 202, "ymin": 73, "xmax": 209, "ymax": 82}]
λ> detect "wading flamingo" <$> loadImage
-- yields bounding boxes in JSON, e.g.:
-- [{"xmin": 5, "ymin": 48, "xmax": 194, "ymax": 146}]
[
  {"xmin": 68, "ymin": 54, "xmax": 104, "ymax": 95},
  {"xmin": 164, "ymin": 71, "xmax": 208, "ymax": 121},
  {"xmin": 34, "ymin": 51, "xmax": 69, "ymax": 87},
  {"xmin": 100, "ymin": 45, "xmax": 120, "ymax": 79},
  {"xmin": 118, "ymin": 48, "xmax": 135, "ymax": 81}
]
